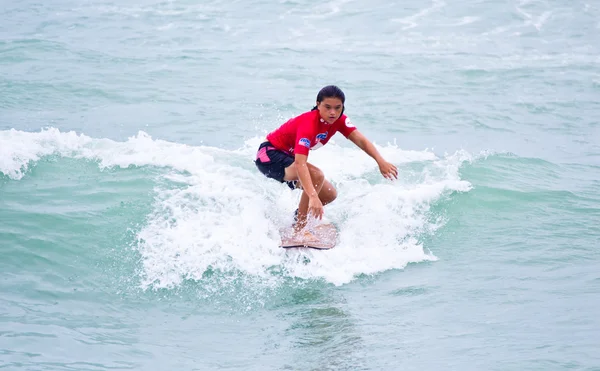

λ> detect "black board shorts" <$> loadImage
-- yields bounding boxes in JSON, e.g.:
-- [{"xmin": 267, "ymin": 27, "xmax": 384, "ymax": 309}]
[{"xmin": 255, "ymin": 141, "xmax": 298, "ymax": 190}]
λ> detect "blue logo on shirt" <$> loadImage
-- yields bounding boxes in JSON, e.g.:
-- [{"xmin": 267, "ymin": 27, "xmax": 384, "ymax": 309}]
[
  {"xmin": 316, "ymin": 131, "xmax": 328, "ymax": 140},
  {"xmin": 299, "ymin": 138, "xmax": 311, "ymax": 148}
]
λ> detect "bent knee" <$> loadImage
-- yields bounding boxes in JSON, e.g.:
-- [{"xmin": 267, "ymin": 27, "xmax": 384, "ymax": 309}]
[
  {"xmin": 322, "ymin": 182, "xmax": 337, "ymax": 204},
  {"xmin": 321, "ymin": 182, "xmax": 337, "ymax": 202},
  {"xmin": 329, "ymin": 186, "xmax": 338, "ymax": 201},
  {"xmin": 308, "ymin": 166, "xmax": 325, "ymax": 184}
]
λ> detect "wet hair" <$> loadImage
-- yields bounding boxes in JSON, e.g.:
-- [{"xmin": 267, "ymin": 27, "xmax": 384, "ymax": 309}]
[{"xmin": 311, "ymin": 85, "xmax": 345, "ymax": 115}]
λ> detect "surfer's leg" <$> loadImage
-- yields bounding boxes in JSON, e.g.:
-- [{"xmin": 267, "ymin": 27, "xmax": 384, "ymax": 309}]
[
  {"xmin": 319, "ymin": 179, "xmax": 337, "ymax": 206},
  {"xmin": 292, "ymin": 179, "xmax": 337, "ymax": 222}
]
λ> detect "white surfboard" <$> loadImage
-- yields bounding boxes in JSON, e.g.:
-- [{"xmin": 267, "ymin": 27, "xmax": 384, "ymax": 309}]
[{"xmin": 279, "ymin": 223, "xmax": 338, "ymax": 250}]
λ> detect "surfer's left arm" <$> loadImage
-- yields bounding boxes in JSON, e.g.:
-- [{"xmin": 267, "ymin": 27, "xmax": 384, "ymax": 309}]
[{"xmin": 348, "ymin": 130, "xmax": 398, "ymax": 180}]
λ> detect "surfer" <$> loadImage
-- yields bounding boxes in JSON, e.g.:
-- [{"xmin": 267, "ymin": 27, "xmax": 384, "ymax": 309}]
[{"xmin": 255, "ymin": 85, "xmax": 398, "ymax": 232}]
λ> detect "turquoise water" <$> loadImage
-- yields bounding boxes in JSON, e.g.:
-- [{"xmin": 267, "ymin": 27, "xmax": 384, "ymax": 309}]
[{"xmin": 2, "ymin": 0, "xmax": 600, "ymax": 370}]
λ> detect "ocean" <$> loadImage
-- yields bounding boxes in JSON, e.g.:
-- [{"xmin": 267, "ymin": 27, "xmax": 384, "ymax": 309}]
[{"xmin": 1, "ymin": 0, "xmax": 600, "ymax": 370}]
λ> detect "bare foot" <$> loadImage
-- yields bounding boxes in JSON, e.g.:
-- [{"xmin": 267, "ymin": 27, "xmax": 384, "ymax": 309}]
[
  {"xmin": 291, "ymin": 228, "xmax": 318, "ymax": 242},
  {"xmin": 301, "ymin": 230, "xmax": 319, "ymax": 242}
]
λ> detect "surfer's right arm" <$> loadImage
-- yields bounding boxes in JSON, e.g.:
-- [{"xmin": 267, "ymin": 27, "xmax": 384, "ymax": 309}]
[{"xmin": 293, "ymin": 154, "xmax": 324, "ymax": 219}]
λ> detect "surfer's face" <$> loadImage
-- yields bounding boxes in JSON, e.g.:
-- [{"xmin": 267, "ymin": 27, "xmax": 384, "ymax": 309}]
[{"xmin": 317, "ymin": 98, "xmax": 343, "ymax": 124}]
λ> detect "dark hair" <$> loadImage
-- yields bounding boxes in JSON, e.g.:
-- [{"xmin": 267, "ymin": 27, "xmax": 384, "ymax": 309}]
[{"xmin": 311, "ymin": 85, "xmax": 346, "ymax": 115}]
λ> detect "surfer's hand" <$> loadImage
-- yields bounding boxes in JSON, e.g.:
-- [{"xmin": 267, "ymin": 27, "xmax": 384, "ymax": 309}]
[
  {"xmin": 378, "ymin": 160, "xmax": 398, "ymax": 180},
  {"xmin": 308, "ymin": 196, "xmax": 324, "ymax": 220}
]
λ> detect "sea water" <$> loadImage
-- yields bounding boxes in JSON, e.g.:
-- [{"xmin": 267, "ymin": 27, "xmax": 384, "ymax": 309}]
[{"xmin": 1, "ymin": 0, "xmax": 599, "ymax": 370}]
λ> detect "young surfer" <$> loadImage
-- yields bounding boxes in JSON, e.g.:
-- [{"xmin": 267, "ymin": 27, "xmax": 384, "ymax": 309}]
[{"xmin": 255, "ymin": 85, "xmax": 398, "ymax": 231}]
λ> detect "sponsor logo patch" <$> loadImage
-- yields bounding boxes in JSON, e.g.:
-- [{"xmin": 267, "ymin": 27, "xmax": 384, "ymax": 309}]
[
  {"xmin": 299, "ymin": 138, "xmax": 311, "ymax": 148},
  {"xmin": 316, "ymin": 131, "xmax": 328, "ymax": 140},
  {"xmin": 345, "ymin": 118, "xmax": 355, "ymax": 128}
]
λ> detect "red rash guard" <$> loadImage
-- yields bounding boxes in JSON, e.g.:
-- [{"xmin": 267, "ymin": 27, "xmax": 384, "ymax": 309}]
[{"xmin": 266, "ymin": 110, "xmax": 357, "ymax": 156}]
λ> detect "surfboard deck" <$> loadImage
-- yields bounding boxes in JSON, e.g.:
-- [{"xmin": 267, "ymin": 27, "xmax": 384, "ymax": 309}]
[{"xmin": 279, "ymin": 223, "xmax": 338, "ymax": 250}]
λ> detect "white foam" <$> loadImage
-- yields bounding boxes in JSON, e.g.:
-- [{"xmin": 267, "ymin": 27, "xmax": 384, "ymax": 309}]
[
  {"xmin": 391, "ymin": 0, "xmax": 446, "ymax": 30},
  {"xmin": 446, "ymin": 16, "xmax": 480, "ymax": 27},
  {"xmin": 515, "ymin": 0, "xmax": 553, "ymax": 31},
  {"xmin": 0, "ymin": 127, "xmax": 214, "ymax": 180},
  {"xmin": 1, "ymin": 128, "xmax": 473, "ymax": 288},
  {"xmin": 303, "ymin": 0, "xmax": 352, "ymax": 19}
]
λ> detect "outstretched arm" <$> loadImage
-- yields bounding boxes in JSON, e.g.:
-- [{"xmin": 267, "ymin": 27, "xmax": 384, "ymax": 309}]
[{"xmin": 348, "ymin": 130, "xmax": 398, "ymax": 180}]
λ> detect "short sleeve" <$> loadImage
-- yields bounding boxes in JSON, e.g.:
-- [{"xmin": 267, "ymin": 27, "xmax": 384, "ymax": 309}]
[
  {"xmin": 293, "ymin": 117, "xmax": 314, "ymax": 156},
  {"xmin": 337, "ymin": 115, "xmax": 357, "ymax": 138}
]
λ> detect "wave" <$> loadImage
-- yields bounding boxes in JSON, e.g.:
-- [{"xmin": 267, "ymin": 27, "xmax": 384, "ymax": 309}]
[{"xmin": 1, "ymin": 128, "xmax": 473, "ymax": 288}]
